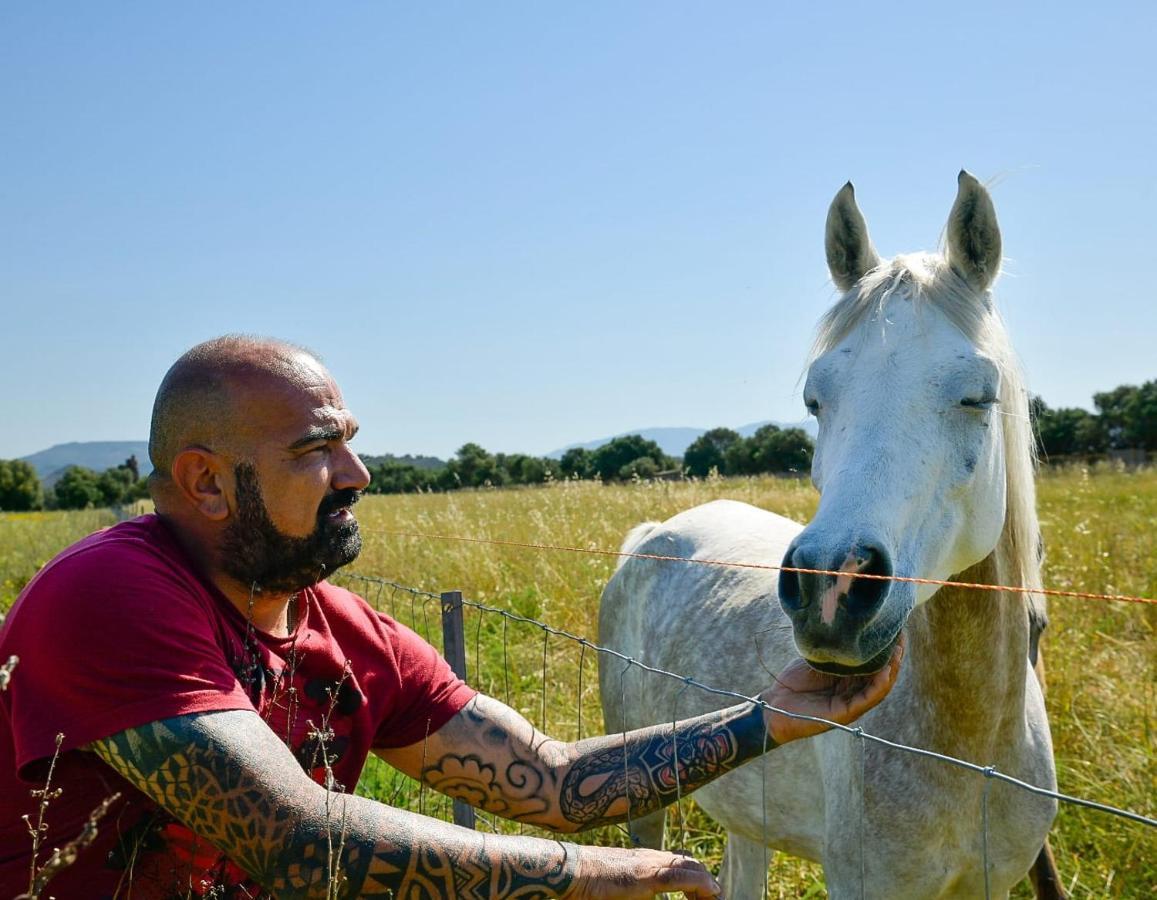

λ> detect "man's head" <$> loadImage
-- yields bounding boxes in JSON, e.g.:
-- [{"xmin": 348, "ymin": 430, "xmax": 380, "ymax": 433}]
[{"xmin": 149, "ymin": 336, "xmax": 371, "ymax": 593}]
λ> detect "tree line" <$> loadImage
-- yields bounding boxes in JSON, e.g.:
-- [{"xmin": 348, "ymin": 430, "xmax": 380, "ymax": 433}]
[
  {"xmin": 1031, "ymin": 380, "xmax": 1156, "ymax": 458},
  {"xmin": 362, "ymin": 425, "xmax": 814, "ymax": 495},
  {"xmin": 0, "ymin": 456, "xmax": 150, "ymax": 512},
  {"xmin": 0, "ymin": 380, "xmax": 1152, "ymax": 510}
]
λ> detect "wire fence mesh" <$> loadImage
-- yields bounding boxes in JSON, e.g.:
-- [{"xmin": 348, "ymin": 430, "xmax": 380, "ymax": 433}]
[{"xmin": 336, "ymin": 570, "xmax": 1156, "ymax": 898}]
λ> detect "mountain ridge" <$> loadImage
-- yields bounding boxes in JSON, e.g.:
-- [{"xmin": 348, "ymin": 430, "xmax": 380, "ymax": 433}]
[{"xmin": 21, "ymin": 441, "xmax": 151, "ymax": 485}]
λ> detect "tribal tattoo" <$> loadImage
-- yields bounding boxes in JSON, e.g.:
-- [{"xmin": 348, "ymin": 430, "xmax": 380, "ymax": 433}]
[
  {"xmin": 89, "ymin": 697, "xmax": 776, "ymax": 896},
  {"xmin": 388, "ymin": 694, "xmax": 776, "ymax": 835},
  {"xmin": 91, "ymin": 710, "xmax": 577, "ymax": 899},
  {"xmin": 558, "ymin": 701, "xmax": 774, "ymax": 829}
]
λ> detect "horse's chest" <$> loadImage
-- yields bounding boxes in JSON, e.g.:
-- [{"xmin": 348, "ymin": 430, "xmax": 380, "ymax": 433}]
[{"xmin": 831, "ymin": 766, "xmax": 1052, "ymax": 897}]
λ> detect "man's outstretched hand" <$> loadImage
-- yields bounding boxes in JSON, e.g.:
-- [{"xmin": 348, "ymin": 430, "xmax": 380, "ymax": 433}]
[
  {"xmin": 561, "ymin": 845, "xmax": 723, "ymax": 899},
  {"xmin": 761, "ymin": 634, "xmax": 905, "ymax": 745}
]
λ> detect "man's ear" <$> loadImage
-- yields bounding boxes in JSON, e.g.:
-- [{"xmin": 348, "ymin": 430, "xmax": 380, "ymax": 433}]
[{"xmin": 171, "ymin": 447, "xmax": 230, "ymax": 521}]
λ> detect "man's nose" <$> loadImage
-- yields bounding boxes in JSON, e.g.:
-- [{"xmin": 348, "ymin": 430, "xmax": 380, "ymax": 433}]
[{"xmin": 333, "ymin": 443, "xmax": 372, "ymax": 492}]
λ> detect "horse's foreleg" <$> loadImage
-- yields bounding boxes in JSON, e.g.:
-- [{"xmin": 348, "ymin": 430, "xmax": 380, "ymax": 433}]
[
  {"xmin": 720, "ymin": 832, "xmax": 767, "ymax": 899},
  {"xmin": 626, "ymin": 809, "xmax": 666, "ymax": 851},
  {"xmin": 1029, "ymin": 839, "xmax": 1066, "ymax": 900},
  {"xmin": 1029, "ymin": 639, "xmax": 1065, "ymax": 900}
]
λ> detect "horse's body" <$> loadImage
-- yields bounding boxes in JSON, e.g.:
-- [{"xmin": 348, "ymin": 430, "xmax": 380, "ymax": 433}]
[{"xmin": 599, "ymin": 174, "xmax": 1059, "ymax": 898}]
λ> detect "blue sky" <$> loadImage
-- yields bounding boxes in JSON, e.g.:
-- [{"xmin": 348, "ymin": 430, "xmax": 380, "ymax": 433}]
[{"xmin": 3, "ymin": 2, "xmax": 1153, "ymax": 461}]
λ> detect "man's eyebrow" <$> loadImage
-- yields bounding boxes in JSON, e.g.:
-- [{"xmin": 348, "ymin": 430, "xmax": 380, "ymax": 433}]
[{"xmin": 287, "ymin": 423, "xmax": 358, "ymax": 450}]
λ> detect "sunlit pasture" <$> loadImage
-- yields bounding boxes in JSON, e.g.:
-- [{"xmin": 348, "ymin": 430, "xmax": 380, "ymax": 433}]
[{"xmin": 1, "ymin": 467, "xmax": 1153, "ymax": 897}]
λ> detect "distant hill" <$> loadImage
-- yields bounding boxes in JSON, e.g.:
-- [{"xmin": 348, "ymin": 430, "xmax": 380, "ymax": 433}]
[
  {"xmin": 547, "ymin": 420, "xmax": 818, "ymax": 459},
  {"xmin": 359, "ymin": 453, "xmax": 445, "ymax": 470},
  {"xmin": 21, "ymin": 441, "xmax": 151, "ymax": 485}
]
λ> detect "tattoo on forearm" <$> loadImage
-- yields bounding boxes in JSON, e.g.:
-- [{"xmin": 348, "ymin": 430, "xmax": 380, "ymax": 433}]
[
  {"xmin": 559, "ymin": 701, "xmax": 773, "ymax": 829},
  {"xmin": 92, "ymin": 712, "xmax": 577, "ymax": 899},
  {"xmin": 417, "ymin": 698, "xmax": 775, "ymax": 835},
  {"xmin": 420, "ymin": 704, "xmax": 555, "ymax": 822},
  {"xmin": 353, "ymin": 838, "xmax": 573, "ymax": 898},
  {"xmin": 423, "ymin": 753, "xmax": 550, "ymax": 819}
]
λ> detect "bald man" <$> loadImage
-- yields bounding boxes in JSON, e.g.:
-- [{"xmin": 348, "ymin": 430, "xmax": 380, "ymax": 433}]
[{"xmin": 0, "ymin": 336, "xmax": 902, "ymax": 899}]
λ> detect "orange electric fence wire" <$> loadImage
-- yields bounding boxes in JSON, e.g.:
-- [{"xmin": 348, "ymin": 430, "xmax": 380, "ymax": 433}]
[{"xmin": 365, "ymin": 527, "xmax": 1157, "ymax": 606}]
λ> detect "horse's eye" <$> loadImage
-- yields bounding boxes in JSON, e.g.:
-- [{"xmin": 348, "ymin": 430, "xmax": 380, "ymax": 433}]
[
  {"xmin": 960, "ymin": 396, "xmax": 998, "ymax": 410},
  {"xmin": 804, "ymin": 398, "xmax": 820, "ymax": 415}
]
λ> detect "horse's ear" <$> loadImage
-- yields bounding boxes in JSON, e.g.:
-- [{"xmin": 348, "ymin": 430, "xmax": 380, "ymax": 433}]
[
  {"xmin": 825, "ymin": 182, "xmax": 881, "ymax": 292},
  {"xmin": 946, "ymin": 170, "xmax": 1002, "ymax": 292}
]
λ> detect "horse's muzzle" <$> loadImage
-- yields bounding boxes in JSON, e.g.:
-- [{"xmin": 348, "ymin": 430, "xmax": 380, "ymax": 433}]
[{"xmin": 778, "ymin": 535, "xmax": 905, "ymax": 671}]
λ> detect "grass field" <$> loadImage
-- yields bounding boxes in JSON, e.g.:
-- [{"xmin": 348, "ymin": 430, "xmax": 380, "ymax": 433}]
[{"xmin": 1, "ymin": 467, "xmax": 1153, "ymax": 897}]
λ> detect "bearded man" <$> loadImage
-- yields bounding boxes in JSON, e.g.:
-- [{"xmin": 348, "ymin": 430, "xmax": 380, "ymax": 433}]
[{"xmin": 0, "ymin": 336, "xmax": 901, "ymax": 899}]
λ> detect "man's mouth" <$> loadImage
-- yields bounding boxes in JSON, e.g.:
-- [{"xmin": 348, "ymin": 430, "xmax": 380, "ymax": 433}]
[{"xmin": 320, "ymin": 490, "xmax": 361, "ymax": 524}]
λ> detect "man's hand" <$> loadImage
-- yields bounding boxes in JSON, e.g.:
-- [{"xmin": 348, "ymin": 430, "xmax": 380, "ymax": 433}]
[
  {"xmin": 761, "ymin": 634, "xmax": 905, "ymax": 745},
  {"xmin": 561, "ymin": 845, "xmax": 722, "ymax": 899}
]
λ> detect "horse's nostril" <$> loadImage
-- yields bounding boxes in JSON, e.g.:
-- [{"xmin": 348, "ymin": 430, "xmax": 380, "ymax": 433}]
[
  {"xmin": 779, "ymin": 544, "xmax": 829, "ymax": 613},
  {"xmin": 779, "ymin": 540, "xmax": 894, "ymax": 622},
  {"xmin": 845, "ymin": 544, "xmax": 892, "ymax": 618},
  {"xmin": 779, "ymin": 562, "xmax": 802, "ymax": 611}
]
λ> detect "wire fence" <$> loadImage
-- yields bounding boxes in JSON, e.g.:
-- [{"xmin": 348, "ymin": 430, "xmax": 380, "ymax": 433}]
[{"xmin": 336, "ymin": 570, "xmax": 1156, "ymax": 899}]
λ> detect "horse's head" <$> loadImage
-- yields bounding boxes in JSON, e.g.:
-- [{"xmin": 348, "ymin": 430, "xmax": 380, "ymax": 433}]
[{"xmin": 779, "ymin": 172, "xmax": 1017, "ymax": 674}]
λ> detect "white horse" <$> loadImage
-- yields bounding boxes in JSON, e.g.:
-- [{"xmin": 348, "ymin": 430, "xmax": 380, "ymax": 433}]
[{"xmin": 599, "ymin": 173, "xmax": 1062, "ymax": 898}]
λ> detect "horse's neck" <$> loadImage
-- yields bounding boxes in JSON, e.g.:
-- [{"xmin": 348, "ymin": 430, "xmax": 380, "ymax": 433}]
[{"xmin": 903, "ymin": 550, "xmax": 1033, "ymax": 760}]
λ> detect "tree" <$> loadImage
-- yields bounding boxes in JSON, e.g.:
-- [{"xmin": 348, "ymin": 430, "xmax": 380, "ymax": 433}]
[
  {"xmin": 683, "ymin": 428, "xmax": 741, "ymax": 477},
  {"xmin": 1092, "ymin": 382, "xmax": 1156, "ymax": 451},
  {"xmin": 53, "ymin": 466, "xmax": 103, "ymax": 510},
  {"xmin": 365, "ymin": 461, "xmax": 439, "ymax": 494},
  {"xmin": 0, "ymin": 460, "xmax": 43, "ymax": 511},
  {"xmin": 558, "ymin": 447, "xmax": 593, "ymax": 479},
  {"xmin": 619, "ymin": 457, "xmax": 659, "ymax": 480},
  {"xmin": 439, "ymin": 443, "xmax": 507, "ymax": 489},
  {"xmin": 498, "ymin": 454, "xmax": 550, "ymax": 485},
  {"xmin": 590, "ymin": 435, "xmax": 671, "ymax": 482},
  {"xmin": 97, "ymin": 466, "xmax": 138, "ymax": 506},
  {"xmin": 725, "ymin": 426, "xmax": 813, "ymax": 475},
  {"xmin": 1127, "ymin": 380, "xmax": 1157, "ymax": 450},
  {"xmin": 1030, "ymin": 397, "xmax": 1106, "ymax": 458}
]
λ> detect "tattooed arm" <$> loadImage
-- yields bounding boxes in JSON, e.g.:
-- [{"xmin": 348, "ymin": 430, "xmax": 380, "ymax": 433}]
[
  {"xmin": 378, "ymin": 643, "xmax": 904, "ymax": 834},
  {"xmin": 381, "ymin": 694, "xmax": 769, "ymax": 833},
  {"xmin": 91, "ymin": 710, "xmax": 721, "ymax": 899}
]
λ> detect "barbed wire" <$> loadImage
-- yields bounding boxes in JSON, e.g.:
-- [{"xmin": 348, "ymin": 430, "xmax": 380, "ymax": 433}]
[{"xmin": 361, "ymin": 527, "xmax": 1157, "ymax": 606}]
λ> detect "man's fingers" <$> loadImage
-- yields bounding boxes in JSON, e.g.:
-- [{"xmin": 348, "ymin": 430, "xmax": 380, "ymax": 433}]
[
  {"xmin": 652, "ymin": 854, "xmax": 722, "ymax": 898},
  {"xmin": 836, "ymin": 633, "xmax": 906, "ymax": 718},
  {"xmin": 764, "ymin": 633, "xmax": 907, "ymax": 742}
]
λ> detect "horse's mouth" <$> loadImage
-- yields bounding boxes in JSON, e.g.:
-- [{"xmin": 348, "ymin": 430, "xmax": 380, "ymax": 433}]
[{"xmin": 804, "ymin": 631, "xmax": 902, "ymax": 676}]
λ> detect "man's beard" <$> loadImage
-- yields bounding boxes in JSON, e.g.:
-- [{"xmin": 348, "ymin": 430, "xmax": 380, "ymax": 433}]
[{"xmin": 221, "ymin": 463, "xmax": 363, "ymax": 593}]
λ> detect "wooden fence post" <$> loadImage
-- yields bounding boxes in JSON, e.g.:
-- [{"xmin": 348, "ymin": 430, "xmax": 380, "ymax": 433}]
[{"xmin": 440, "ymin": 590, "xmax": 476, "ymax": 830}]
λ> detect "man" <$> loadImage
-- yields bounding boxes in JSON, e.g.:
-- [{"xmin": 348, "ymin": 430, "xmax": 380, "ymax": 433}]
[{"xmin": 0, "ymin": 336, "xmax": 902, "ymax": 899}]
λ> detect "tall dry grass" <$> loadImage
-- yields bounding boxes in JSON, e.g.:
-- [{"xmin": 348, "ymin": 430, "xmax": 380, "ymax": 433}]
[{"xmin": 1, "ymin": 466, "xmax": 1152, "ymax": 897}]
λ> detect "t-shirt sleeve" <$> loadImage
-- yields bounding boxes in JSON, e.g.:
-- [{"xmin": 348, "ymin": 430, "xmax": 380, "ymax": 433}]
[
  {"xmin": 372, "ymin": 616, "xmax": 477, "ymax": 749},
  {"xmin": 2, "ymin": 539, "xmax": 252, "ymax": 777}
]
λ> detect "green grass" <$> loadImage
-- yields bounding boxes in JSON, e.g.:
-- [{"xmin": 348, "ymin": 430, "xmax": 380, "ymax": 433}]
[
  {"xmin": 2, "ymin": 467, "xmax": 1153, "ymax": 896},
  {"xmin": 0, "ymin": 508, "xmax": 119, "ymax": 608}
]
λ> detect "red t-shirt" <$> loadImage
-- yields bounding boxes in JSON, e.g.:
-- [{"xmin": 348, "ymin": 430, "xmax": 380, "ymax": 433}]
[{"xmin": 0, "ymin": 515, "xmax": 476, "ymax": 899}]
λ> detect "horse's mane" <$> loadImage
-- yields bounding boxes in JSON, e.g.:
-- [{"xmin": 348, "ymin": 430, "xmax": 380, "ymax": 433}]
[{"xmin": 810, "ymin": 253, "xmax": 1044, "ymax": 614}]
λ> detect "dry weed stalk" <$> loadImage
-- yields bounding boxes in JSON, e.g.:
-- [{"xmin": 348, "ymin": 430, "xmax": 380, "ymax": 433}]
[
  {"xmin": 23, "ymin": 732, "xmax": 65, "ymax": 891},
  {"xmin": 306, "ymin": 659, "xmax": 354, "ymax": 899},
  {"xmin": 0, "ymin": 653, "xmax": 17, "ymax": 691},
  {"xmin": 15, "ymin": 731, "xmax": 121, "ymax": 900},
  {"xmin": 15, "ymin": 792, "xmax": 122, "ymax": 900}
]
